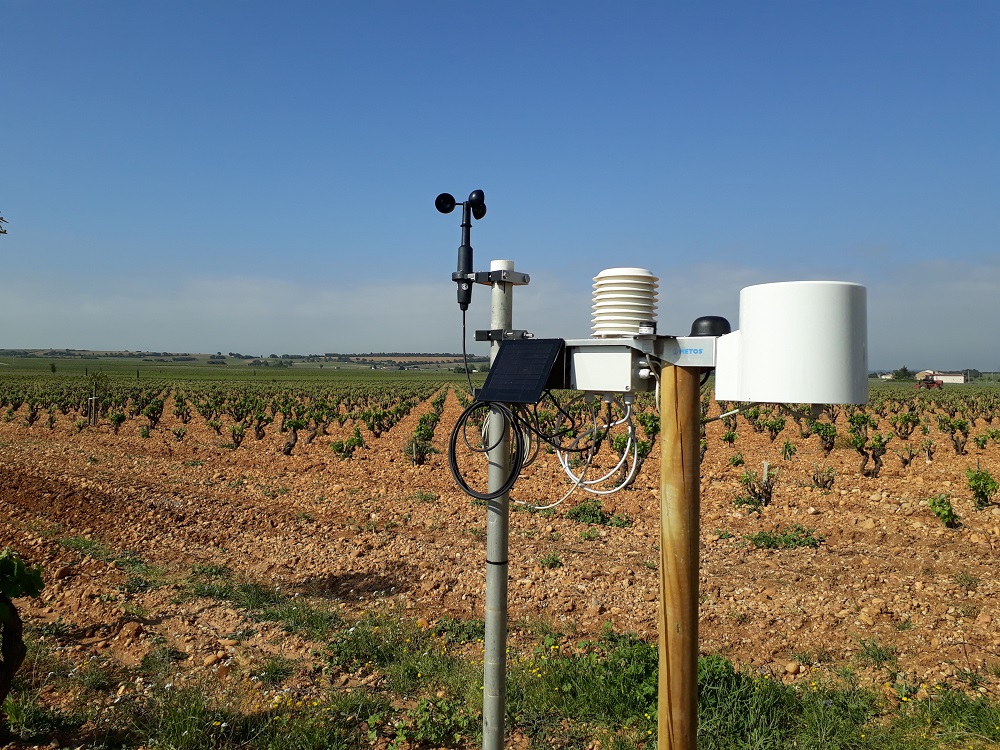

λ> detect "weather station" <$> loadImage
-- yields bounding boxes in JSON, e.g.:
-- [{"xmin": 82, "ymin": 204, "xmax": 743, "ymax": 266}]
[{"xmin": 434, "ymin": 190, "xmax": 869, "ymax": 750}]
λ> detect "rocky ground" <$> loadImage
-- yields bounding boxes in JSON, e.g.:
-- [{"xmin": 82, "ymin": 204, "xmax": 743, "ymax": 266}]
[{"xmin": 1, "ymin": 387, "xmax": 999, "ymax": 736}]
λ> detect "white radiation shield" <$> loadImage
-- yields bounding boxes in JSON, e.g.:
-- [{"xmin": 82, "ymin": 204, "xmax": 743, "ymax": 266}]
[{"xmin": 714, "ymin": 281, "xmax": 868, "ymax": 405}]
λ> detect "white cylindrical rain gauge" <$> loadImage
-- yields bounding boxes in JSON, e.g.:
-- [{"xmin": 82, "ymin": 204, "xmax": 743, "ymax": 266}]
[
  {"xmin": 591, "ymin": 267, "xmax": 658, "ymax": 338},
  {"xmin": 714, "ymin": 280, "xmax": 868, "ymax": 405}
]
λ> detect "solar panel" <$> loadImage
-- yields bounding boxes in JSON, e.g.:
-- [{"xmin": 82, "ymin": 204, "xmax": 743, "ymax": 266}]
[{"xmin": 475, "ymin": 339, "xmax": 566, "ymax": 404}]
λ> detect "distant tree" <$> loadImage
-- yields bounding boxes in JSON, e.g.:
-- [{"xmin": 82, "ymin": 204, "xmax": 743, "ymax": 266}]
[{"xmin": 891, "ymin": 366, "xmax": 916, "ymax": 381}]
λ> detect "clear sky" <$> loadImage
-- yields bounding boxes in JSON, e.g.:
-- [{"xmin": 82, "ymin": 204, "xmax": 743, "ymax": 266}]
[{"xmin": 3, "ymin": 1, "xmax": 998, "ymax": 370}]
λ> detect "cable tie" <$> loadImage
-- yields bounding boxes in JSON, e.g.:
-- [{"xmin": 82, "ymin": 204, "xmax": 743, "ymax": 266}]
[{"xmin": 486, "ymin": 559, "xmax": 508, "ymax": 566}]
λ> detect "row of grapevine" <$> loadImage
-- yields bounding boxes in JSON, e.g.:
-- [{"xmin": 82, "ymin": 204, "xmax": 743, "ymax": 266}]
[{"xmin": 0, "ymin": 375, "xmax": 446, "ymax": 453}]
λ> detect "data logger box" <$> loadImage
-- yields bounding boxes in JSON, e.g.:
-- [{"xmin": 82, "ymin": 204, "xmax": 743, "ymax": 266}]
[{"xmin": 563, "ymin": 336, "xmax": 717, "ymax": 394}]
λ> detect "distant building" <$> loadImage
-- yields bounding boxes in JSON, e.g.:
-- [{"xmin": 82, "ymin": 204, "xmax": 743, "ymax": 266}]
[{"xmin": 916, "ymin": 370, "xmax": 966, "ymax": 384}]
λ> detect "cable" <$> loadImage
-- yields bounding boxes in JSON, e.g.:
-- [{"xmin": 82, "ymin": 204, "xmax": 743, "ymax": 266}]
[
  {"xmin": 647, "ymin": 359, "xmax": 662, "ymax": 414},
  {"xmin": 448, "ymin": 380, "xmax": 650, "ymax": 502},
  {"xmin": 558, "ymin": 398, "xmax": 635, "ymax": 491},
  {"xmin": 512, "ymin": 446, "xmax": 593, "ymax": 510},
  {"xmin": 482, "ymin": 407, "xmax": 537, "ymax": 468},
  {"xmin": 448, "ymin": 401, "xmax": 525, "ymax": 501},
  {"xmin": 461, "ymin": 309, "xmax": 475, "ymax": 397},
  {"xmin": 516, "ymin": 393, "xmax": 595, "ymax": 454},
  {"xmin": 702, "ymin": 402, "xmax": 763, "ymax": 425},
  {"xmin": 511, "ymin": 406, "xmax": 602, "ymax": 511}
]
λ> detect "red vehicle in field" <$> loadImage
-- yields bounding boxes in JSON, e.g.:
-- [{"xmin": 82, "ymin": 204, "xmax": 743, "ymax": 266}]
[{"xmin": 915, "ymin": 374, "xmax": 944, "ymax": 390}]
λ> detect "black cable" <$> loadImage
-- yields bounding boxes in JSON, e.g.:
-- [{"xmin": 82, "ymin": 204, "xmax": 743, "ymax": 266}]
[
  {"xmin": 461, "ymin": 309, "xmax": 475, "ymax": 397},
  {"xmin": 448, "ymin": 400, "xmax": 525, "ymax": 500},
  {"xmin": 516, "ymin": 392, "xmax": 601, "ymax": 453},
  {"xmin": 448, "ymin": 390, "xmax": 623, "ymax": 501}
]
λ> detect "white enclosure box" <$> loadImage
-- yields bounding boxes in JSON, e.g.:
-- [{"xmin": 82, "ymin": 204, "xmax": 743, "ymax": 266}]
[
  {"xmin": 568, "ymin": 343, "xmax": 654, "ymax": 394},
  {"xmin": 714, "ymin": 281, "xmax": 868, "ymax": 405}
]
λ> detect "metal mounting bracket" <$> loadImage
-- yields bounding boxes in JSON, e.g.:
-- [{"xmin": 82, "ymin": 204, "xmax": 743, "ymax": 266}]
[
  {"xmin": 475, "ymin": 329, "xmax": 534, "ymax": 342},
  {"xmin": 474, "ymin": 270, "xmax": 530, "ymax": 286}
]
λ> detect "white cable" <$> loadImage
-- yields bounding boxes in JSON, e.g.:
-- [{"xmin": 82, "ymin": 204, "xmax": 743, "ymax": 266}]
[
  {"xmin": 512, "ymin": 446, "xmax": 593, "ymax": 510},
  {"xmin": 702, "ymin": 402, "xmax": 764, "ymax": 425},
  {"xmin": 555, "ymin": 396, "xmax": 641, "ymax": 495},
  {"xmin": 513, "ymin": 407, "xmax": 601, "ymax": 511},
  {"xmin": 508, "ymin": 392, "xmax": 643, "ymax": 509},
  {"xmin": 557, "ymin": 399, "xmax": 630, "ymax": 484},
  {"xmin": 576, "ymin": 433, "xmax": 640, "ymax": 495}
]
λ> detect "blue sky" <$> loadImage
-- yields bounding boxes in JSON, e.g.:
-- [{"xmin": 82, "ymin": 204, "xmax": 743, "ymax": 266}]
[{"xmin": 3, "ymin": 1, "xmax": 998, "ymax": 370}]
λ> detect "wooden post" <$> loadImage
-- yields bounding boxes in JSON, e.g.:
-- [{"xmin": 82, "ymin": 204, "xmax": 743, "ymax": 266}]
[{"xmin": 658, "ymin": 365, "xmax": 701, "ymax": 750}]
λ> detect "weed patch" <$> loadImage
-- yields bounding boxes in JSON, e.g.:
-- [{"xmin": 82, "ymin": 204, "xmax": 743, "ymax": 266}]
[
  {"xmin": 185, "ymin": 566, "xmax": 342, "ymax": 640},
  {"xmin": 745, "ymin": 524, "xmax": 823, "ymax": 550}
]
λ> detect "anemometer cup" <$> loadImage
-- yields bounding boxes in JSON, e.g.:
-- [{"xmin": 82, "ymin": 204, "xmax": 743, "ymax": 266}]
[
  {"xmin": 435, "ymin": 193, "xmax": 457, "ymax": 214},
  {"xmin": 468, "ymin": 190, "xmax": 487, "ymax": 220}
]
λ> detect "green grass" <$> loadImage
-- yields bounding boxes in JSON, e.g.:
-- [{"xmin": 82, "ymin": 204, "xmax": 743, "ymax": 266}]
[
  {"xmin": 857, "ymin": 639, "xmax": 899, "ymax": 670},
  {"xmin": 58, "ymin": 536, "xmax": 165, "ymax": 593},
  {"xmin": 185, "ymin": 565, "xmax": 343, "ymax": 640},
  {"xmin": 432, "ymin": 616, "xmax": 486, "ymax": 644},
  {"xmin": 5, "ymin": 613, "xmax": 1000, "ymax": 749},
  {"xmin": 138, "ymin": 644, "xmax": 188, "ymax": 678},
  {"xmin": 254, "ymin": 655, "xmax": 297, "ymax": 685}
]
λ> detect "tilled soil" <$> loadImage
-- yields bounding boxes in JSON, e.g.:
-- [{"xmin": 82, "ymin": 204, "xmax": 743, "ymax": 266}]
[{"xmin": 2, "ymin": 388, "xmax": 999, "ymax": 714}]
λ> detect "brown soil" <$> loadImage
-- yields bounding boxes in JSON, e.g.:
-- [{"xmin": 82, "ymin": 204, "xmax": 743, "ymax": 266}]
[{"xmin": 2, "ymin": 389, "xmax": 999, "ymax": 720}]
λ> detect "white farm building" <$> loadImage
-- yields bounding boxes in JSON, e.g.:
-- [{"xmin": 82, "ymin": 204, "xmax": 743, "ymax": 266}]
[{"xmin": 916, "ymin": 370, "xmax": 966, "ymax": 384}]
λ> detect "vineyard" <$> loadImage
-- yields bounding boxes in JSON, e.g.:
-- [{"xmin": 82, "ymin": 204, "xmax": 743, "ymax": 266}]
[{"xmin": 1, "ymin": 369, "xmax": 999, "ymax": 748}]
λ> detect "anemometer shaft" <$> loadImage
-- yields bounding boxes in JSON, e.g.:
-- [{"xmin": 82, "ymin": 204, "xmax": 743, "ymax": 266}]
[{"xmin": 454, "ymin": 202, "xmax": 475, "ymax": 309}]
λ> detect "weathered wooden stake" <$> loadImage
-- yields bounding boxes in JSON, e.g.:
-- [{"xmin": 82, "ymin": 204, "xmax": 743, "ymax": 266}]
[{"xmin": 658, "ymin": 365, "xmax": 701, "ymax": 750}]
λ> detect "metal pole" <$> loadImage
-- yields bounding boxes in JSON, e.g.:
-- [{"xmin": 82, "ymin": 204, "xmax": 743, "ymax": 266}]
[
  {"xmin": 483, "ymin": 259, "xmax": 514, "ymax": 750},
  {"xmin": 658, "ymin": 365, "xmax": 701, "ymax": 750}
]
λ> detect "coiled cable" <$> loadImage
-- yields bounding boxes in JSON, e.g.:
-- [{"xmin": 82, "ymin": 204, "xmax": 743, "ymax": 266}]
[{"xmin": 448, "ymin": 401, "xmax": 526, "ymax": 501}]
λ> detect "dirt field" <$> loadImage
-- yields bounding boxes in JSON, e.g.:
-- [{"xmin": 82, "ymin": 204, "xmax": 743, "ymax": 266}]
[{"xmin": 2, "ymin": 387, "xmax": 999, "ymax": 715}]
